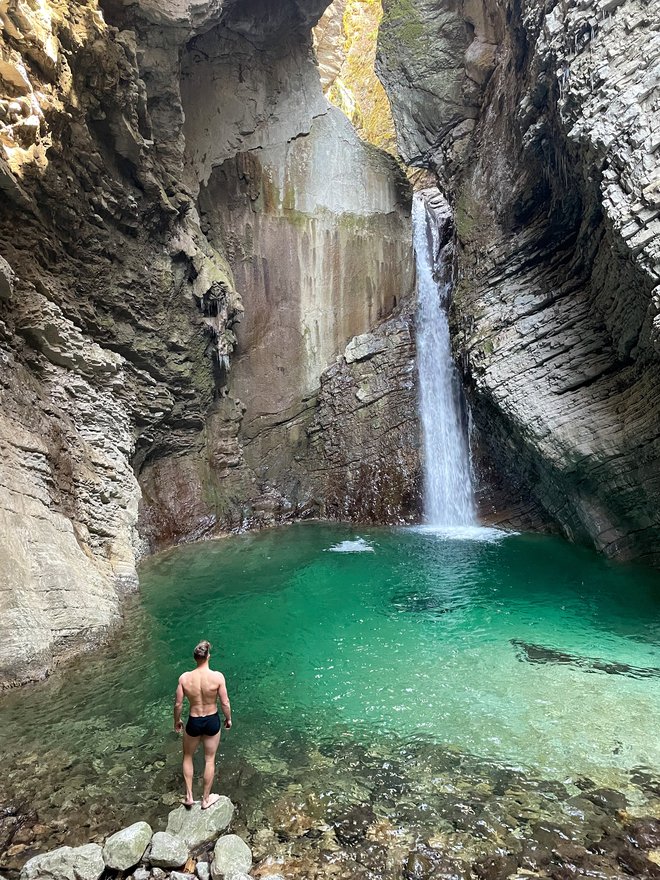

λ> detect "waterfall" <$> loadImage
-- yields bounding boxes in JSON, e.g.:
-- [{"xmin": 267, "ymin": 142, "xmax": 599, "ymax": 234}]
[{"xmin": 413, "ymin": 192, "xmax": 476, "ymax": 527}]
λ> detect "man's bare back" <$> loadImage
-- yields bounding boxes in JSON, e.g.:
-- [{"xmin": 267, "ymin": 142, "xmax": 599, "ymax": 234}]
[
  {"xmin": 174, "ymin": 640, "xmax": 232, "ymax": 809},
  {"xmin": 179, "ymin": 666, "xmax": 229, "ymax": 718}
]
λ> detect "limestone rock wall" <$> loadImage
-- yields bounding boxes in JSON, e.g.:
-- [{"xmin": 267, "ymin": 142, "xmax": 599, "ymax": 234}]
[
  {"xmin": 140, "ymin": 3, "xmax": 419, "ymax": 545},
  {"xmin": 313, "ymin": 0, "xmax": 398, "ymax": 153},
  {"xmin": 0, "ymin": 0, "xmax": 250, "ymax": 685},
  {"xmin": 0, "ymin": 0, "xmax": 419, "ymax": 684},
  {"xmin": 310, "ymin": 315, "xmax": 421, "ymax": 521},
  {"xmin": 378, "ymin": 0, "xmax": 660, "ymax": 562}
]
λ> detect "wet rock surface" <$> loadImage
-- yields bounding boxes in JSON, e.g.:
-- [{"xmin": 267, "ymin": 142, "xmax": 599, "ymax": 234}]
[
  {"xmin": 378, "ymin": 0, "xmax": 660, "ymax": 563},
  {"xmin": 3, "ymin": 730, "xmax": 660, "ymax": 880},
  {"xmin": 0, "ymin": 0, "xmax": 422, "ymax": 685}
]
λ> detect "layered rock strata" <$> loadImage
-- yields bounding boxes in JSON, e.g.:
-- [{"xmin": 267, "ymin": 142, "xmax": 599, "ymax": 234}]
[
  {"xmin": 1, "ymin": 0, "xmax": 239, "ymax": 686},
  {"xmin": 0, "ymin": 0, "xmax": 418, "ymax": 685},
  {"xmin": 379, "ymin": 0, "xmax": 660, "ymax": 561},
  {"xmin": 139, "ymin": 3, "xmax": 418, "ymax": 544}
]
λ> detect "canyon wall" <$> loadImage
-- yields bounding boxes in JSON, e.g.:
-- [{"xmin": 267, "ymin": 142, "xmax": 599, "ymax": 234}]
[
  {"xmin": 6, "ymin": 0, "xmax": 657, "ymax": 687},
  {"xmin": 0, "ymin": 0, "xmax": 418, "ymax": 686},
  {"xmin": 0, "ymin": 0, "xmax": 243, "ymax": 686},
  {"xmin": 138, "ymin": 0, "xmax": 418, "ymax": 544},
  {"xmin": 379, "ymin": 0, "xmax": 660, "ymax": 561}
]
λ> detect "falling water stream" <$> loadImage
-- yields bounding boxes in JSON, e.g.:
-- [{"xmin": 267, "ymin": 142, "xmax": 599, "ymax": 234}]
[
  {"xmin": 2, "ymin": 200, "xmax": 660, "ymax": 880},
  {"xmin": 413, "ymin": 193, "xmax": 475, "ymax": 526}
]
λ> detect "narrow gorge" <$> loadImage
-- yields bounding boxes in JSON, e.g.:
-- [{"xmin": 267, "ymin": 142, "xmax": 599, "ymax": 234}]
[
  {"xmin": 0, "ymin": 0, "xmax": 420, "ymax": 688},
  {"xmin": 2, "ymin": 0, "xmax": 659, "ymax": 688},
  {"xmin": 1, "ymin": 2, "xmax": 660, "ymax": 879}
]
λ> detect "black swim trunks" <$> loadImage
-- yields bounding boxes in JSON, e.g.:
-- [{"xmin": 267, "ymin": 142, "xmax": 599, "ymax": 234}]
[{"xmin": 185, "ymin": 712, "xmax": 221, "ymax": 737}]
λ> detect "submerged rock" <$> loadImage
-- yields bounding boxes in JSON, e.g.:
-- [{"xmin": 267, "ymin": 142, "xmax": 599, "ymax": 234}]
[
  {"xmin": 405, "ymin": 852, "xmax": 430, "ymax": 880},
  {"xmin": 332, "ymin": 803, "xmax": 377, "ymax": 845},
  {"xmin": 211, "ymin": 834, "xmax": 252, "ymax": 879},
  {"xmin": 511, "ymin": 640, "xmax": 660, "ymax": 679},
  {"xmin": 20, "ymin": 843, "xmax": 104, "ymax": 880},
  {"xmin": 148, "ymin": 831, "xmax": 189, "ymax": 869},
  {"xmin": 166, "ymin": 798, "xmax": 234, "ymax": 847},
  {"xmin": 102, "ymin": 820, "xmax": 152, "ymax": 870}
]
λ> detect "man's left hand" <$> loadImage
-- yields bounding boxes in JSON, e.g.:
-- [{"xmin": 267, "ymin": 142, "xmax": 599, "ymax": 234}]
[{"xmin": 174, "ymin": 720, "xmax": 183, "ymax": 734}]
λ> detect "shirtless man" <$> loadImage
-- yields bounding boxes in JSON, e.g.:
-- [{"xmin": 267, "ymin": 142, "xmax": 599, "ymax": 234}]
[{"xmin": 174, "ymin": 640, "xmax": 232, "ymax": 809}]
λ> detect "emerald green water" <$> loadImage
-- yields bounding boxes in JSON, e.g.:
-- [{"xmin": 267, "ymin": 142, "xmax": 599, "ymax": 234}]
[{"xmin": 2, "ymin": 523, "xmax": 660, "ymax": 872}]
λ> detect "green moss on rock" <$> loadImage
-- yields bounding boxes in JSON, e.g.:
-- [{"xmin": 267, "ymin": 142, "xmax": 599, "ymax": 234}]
[{"xmin": 380, "ymin": 0, "xmax": 425, "ymax": 52}]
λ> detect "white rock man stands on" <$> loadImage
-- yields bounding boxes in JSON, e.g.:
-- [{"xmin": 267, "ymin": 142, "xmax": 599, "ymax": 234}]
[{"xmin": 174, "ymin": 639, "xmax": 232, "ymax": 809}]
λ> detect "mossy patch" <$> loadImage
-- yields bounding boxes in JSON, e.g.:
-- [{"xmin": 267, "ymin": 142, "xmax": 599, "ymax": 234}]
[
  {"xmin": 317, "ymin": 0, "xmax": 398, "ymax": 155},
  {"xmin": 380, "ymin": 0, "xmax": 425, "ymax": 52},
  {"xmin": 455, "ymin": 190, "xmax": 479, "ymax": 243}
]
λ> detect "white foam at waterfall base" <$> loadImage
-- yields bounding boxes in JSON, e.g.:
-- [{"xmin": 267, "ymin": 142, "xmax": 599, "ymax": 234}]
[
  {"xmin": 413, "ymin": 193, "xmax": 476, "ymax": 527},
  {"xmin": 327, "ymin": 538, "xmax": 375, "ymax": 553},
  {"xmin": 408, "ymin": 524, "xmax": 516, "ymax": 543}
]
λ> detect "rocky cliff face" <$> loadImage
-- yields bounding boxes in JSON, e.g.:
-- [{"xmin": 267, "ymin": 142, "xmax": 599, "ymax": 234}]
[
  {"xmin": 0, "ymin": 0, "xmax": 418, "ymax": 686},
  {"xmin": 0, "ymin": 0, "xmax": 243, "ymax": 686},
  {"xmin": 138, "ymin": 0, "xmax": 418, "ymax": 546},
  {"xmin": 314, "ymin": 0, "xmax": 398, "ymax": 153},
  {"xmin": 378, "ymin": 0, "xmax": 660, "ymax": 562},
  {"xmin": 8, "ymin": 0, "xmax": 656, "ymax": 686}
]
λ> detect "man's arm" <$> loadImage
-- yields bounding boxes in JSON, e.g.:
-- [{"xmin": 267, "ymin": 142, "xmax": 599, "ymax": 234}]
[
  {"xmin": 174, "ymin": 676, "xmax": 185, "ymax": 733},
  {"xmin": 218, "ymin": 674, "xmax": 232, "ymax": 729}
]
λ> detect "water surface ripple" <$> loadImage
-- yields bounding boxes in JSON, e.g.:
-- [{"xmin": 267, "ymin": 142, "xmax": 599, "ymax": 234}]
[{"xmin": 1, "ymin": 523, "xmax": 660, "ymax": 876}]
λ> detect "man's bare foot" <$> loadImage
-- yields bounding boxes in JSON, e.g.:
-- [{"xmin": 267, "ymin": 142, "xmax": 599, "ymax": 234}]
[
  {"xmin": 182, "ymin": 796, "xmax": 195, "ymax": 808},
  {"xmin": 201, "ymin": 793, "xmax": 220, "ymax": 810}
]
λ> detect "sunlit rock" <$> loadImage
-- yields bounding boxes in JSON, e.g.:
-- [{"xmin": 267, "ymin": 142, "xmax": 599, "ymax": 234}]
[
  {"xmin": 102, "ymin": 822, "xmax": 152, "ymax": 871},
  {"xmin": 20, "ymin": 844, "xmax": 104, "ymax": 880},
  {"xmin": 166, "ymin": 798, "xmax": 234, "ymax": 848}
]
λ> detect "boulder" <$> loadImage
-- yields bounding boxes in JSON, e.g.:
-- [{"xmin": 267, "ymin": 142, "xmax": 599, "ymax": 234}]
[
  {"xmin": 166, "ymin": 797, "xmax": 234, "ymax": 847},
  {"xmin": 211, "ymin": 835, "xmax": 252, "ymax": 879},
  {"xmin": 405, "ymin": 852, "xmax": 433, "ymax": 880},
  {"xmin": 196, "ymin": 862, "xmax": 211, "ymax": 880},
  {"xmin": 20, "ymin": 843, "xmax": 104, "ymax": 880},
  {"xmin": 332, "ymin": 803, "xmax": 376, "ymax": 845},
  {"xmin": 103, "ymin": 821, "xmax": 152, "ymax": 870},
  {"xmin": 131, "ymin": 869, "xmax": 150, "ymax": 880},
  {"xmin": 148, "ymin": 831, "xmax": 189, "ymax": 869},
  {"xmin": 171, "ymin": 873, "xmax": 196, "ymax": 880}
]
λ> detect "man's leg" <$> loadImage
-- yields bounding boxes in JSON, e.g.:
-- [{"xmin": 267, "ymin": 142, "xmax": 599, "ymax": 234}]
[
  {"xmin": 201, "ymin": 732, "xmax": 221, "ymax": 809},
  {"xmin": 182, "ymin": 732, "xmax": 200, "ymax": 806}
]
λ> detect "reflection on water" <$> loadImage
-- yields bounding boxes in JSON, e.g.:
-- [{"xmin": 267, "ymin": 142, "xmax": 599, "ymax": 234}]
[{"xmin": 1, "ymin": 523, "xmax": 660, "ymax": 876}]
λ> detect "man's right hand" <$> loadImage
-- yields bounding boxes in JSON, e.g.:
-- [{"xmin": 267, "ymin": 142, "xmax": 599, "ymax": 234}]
[
  {"xmin": 174, "ymin": 720, "xmax": 184, "ymax": 734},
  {"xmin": 224, "ymin": 718, "xmax": 232, "ymax": 729}
]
